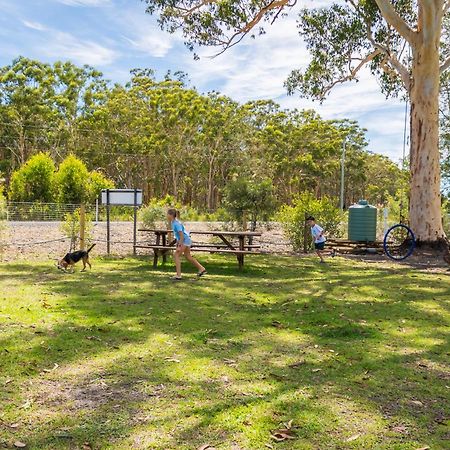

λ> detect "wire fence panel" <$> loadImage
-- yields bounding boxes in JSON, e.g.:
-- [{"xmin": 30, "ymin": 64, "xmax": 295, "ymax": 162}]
[{"xmin": 7, "ymin": 202, "xmax": 84, "ymax": 222}]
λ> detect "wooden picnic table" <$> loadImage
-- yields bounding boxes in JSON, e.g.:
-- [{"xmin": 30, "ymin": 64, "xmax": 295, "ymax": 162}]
[{"xmin": 136, "ymin": 229, "xmax": 263, "ymax": 269}]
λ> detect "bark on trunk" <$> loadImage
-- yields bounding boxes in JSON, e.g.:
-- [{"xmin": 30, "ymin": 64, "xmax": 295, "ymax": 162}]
[{"xmin": 409, "ymin": 12, "xmax": 445, "ymax": 244}]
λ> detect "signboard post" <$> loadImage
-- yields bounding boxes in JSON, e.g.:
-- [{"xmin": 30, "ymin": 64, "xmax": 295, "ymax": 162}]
[
  {"xmin": 101, "ymin": 189, "xmax": 143, "ymax": 256},
  {"xmin": 133, "ymin": 188, "xmax": 138, "ymax": 255}
]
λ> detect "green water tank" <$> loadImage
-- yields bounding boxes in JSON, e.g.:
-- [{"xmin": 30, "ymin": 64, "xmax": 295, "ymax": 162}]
[{"xmin": 348, "ymin": 200, "xmax": 377, "ymax": 242}]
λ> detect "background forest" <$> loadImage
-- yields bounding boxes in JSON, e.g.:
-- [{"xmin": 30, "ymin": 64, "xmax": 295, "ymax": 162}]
[{"xmin": 1, "ymin": 56, "xmax": 448, "ymax": 214}]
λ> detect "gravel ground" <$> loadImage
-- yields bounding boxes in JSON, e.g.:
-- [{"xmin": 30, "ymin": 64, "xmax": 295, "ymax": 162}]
[
  {"xmin": 2, "ymin": 221, "xmax": 448, "ymax": 272},
  {"xmin": 0, "ymin": 221, "xmax": 291, "ymax": 262}
]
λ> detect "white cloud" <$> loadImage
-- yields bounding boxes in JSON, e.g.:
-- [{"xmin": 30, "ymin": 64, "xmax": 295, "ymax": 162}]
[
  {"xmin": 123, "ymin": 34, "xmax": 173, "ymax": 58},
  {"xmin": 22, "ymin": 20, "xmax": 47, "ymax": 31},
  {"xmin": 55, "ymin": 0, "xmax": 111, "ymax": 6},
  {"xmin": 114, "ymin": 7, "xmax": 180, "ymax": 59},
  {"xmin": 44, "ymin": 31, "xmax": 118, "ymax": 66}
]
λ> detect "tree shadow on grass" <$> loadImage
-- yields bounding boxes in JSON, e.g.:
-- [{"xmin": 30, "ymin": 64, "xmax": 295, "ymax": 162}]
[{"xmin": 0, "ymin": 256, "xmax": 449, "ymax": 449}]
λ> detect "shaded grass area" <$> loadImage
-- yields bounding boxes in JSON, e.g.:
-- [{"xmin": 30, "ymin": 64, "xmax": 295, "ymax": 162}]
[{"xmin": 0, "ymin": 255, "xmax": 449, "ymax": 449}]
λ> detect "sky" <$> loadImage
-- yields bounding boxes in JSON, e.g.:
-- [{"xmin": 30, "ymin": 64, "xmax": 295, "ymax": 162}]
[{"xmin": 0, "ymin": 0, "xmax": 409, "ymax": 162}]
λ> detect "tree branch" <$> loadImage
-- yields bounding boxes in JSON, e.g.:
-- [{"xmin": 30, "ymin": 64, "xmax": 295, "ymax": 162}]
[
  {"xmin": 374, "ymin": 0, "xmax": 416, "ymax": 43},
  {"xmin": 445, "ymin": 1, "xmax": 450, "ymax": 15},
  {"xmin": 441, "ymin": 57, "xmax": 450, "ymax": 73},
  {"xmin": 321, "ymin": 50, "xmax": 382, "ymax": 98},
  {"xmin": 365, "ymin": 20, "xmax": 411, "ymax": 90}
]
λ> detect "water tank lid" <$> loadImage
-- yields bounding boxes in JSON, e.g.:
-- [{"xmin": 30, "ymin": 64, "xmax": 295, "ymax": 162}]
[{"xmin": 349, "ymin": 199, "xmax": 376, "ymax": 209}]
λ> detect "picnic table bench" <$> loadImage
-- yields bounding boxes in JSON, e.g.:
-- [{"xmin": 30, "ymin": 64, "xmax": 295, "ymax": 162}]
[{"xmin": 135, "ymin": 229, "xmax": 263, "ymax": 269}]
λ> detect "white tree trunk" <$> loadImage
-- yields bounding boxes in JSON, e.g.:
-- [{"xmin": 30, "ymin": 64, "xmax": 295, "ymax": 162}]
[{"xmin": 409, "ymin": 14, "xmax": 446, "ymax": 244}]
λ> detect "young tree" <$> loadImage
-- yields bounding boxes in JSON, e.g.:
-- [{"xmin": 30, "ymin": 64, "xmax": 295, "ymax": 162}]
[
  {"xmin": 9, "ymin": 152, "xmax": 55, "ymax": 202},
  {"xmin": 142, "ymin": 0, "xmax": 450, "ymax": 246}
]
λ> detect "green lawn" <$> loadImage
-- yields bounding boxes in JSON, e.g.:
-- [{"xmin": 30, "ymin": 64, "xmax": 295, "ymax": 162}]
[{"xmin": 0, "ymin": 255, "xmax": 449, "ymax": 450}]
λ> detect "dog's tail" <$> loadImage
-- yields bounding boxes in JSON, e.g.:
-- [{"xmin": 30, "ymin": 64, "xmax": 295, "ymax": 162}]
[{"xmin": 87, "ymin": 243, "xmax": 96, "ymax": 253}]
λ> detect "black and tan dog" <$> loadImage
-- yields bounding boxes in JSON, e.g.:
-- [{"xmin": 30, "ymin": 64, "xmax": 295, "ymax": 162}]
[{"xmin": 57, "ymin": 244, "xmax": 96, "ymax": 272}]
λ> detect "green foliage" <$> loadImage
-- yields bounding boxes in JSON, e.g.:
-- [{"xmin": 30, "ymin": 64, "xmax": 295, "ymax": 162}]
[
  {"xmin": 279, "ymin": 192, "xmax": 344, "ymax": 252},
  {"xmin": 60, "ymin": 208, "xmax": 93, "ymax": 249},
  {"xmin": 0, "ymin": 186, "xmax": 6, "ymax": 220},
  {"xmin": 139, "ymin": 201, "xmax": 167, "ymax": 229},
  {"xmin": 0, "ymin": 57, "xmax": 420, "ymax": 214},
  {"xmin": 86, "ymin": 170, "xmax": 115, "ymax": 204},
  {"xmin": 55, "ymin": 155, "xmax": 89, "ymax": 204},
  {"xmin": 8, "ymin": 152, "xmax": 55, "ymax": 202},
  {"xmin": 54, "ymin": 155, "xmax": 114, "ymax": 204},
  {"xmin": 224, "ymin": 177, "xmax": 277, "ymax": 229}
]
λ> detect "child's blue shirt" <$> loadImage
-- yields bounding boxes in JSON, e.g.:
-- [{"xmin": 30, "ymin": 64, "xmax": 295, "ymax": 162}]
[{"xmin": 172, "ymin": 219, "xmax": 192, "ymax": 245}]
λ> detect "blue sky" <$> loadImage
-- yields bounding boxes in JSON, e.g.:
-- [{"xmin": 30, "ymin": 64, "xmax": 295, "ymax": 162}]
[{"xmin": 0, "ymin": 0, "xmax": 408, "ymax": 162}]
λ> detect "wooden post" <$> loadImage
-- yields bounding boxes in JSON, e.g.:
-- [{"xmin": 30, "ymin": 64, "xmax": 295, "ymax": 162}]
[
  {"xmin": 106, "ymin": 189, "xmax": 111, "ymax": 255},
  {"xmin": 242, "ymin": 210, "xmax": 248, "ymax": 232},
  {"xmin": 79, "ymin": 204, "xmax": 86, "ymax": 251}
]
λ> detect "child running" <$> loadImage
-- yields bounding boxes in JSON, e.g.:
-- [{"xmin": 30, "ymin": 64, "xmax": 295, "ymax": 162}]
[
  {"xmin": 167, "ymin": 208, "xmax": 207, "ymax": 280},
  {"xmin": 306, "ymin": 216, "xmax": 335, "ymax": 263}
]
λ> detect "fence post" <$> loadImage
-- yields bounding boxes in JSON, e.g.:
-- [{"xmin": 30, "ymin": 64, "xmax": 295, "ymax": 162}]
[{"xmin": 79, "ymin": 204, "xmax": 86, "ymax": 251}]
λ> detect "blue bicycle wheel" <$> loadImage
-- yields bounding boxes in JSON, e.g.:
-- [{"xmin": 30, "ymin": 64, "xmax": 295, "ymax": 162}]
[{"xmin": 383, "ymin": 224, "xmax": 416, "ymax": 261}]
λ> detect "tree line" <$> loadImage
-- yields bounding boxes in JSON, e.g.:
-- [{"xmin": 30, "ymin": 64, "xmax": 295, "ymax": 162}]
[{"xmin": 1, "ymin": 56, "xmax": 408, "ymax": 210}]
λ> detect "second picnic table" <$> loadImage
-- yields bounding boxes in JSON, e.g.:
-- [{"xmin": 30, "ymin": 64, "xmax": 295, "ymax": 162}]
[{"xmin": 136, "ymin": 229, "xmax": 263, "ymax": 269}]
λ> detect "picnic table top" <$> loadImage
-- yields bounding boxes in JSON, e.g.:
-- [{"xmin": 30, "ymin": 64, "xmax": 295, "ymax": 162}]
[{"xmin": 138, "ymin": 228, "xmax": 262, "ymax": 237}]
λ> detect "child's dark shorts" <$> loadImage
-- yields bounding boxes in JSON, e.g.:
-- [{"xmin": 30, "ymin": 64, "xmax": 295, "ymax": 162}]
[{"xmin": 314, "ymin": 242, "xmax": 326, "ymax": 250}]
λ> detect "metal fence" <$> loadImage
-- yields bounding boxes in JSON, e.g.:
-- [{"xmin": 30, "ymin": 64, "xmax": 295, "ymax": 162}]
[
  {"xmin": 6, "ymin": 202, "xmax": 85, "ymax": 221},
  {"xmin": 5, "ymin": 202, "xmax": 137, "ymax": 222}
]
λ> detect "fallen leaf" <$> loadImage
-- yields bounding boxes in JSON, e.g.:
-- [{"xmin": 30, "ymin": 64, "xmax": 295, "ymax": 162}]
[
  {"xmin": 289, "ymin": 361, "xmax": 305, "ymax": 368},
  {"xmin": 346, "ymin": 433, "xmax": 361, "ymax": 442},
  {"xmin": 223, "ymin": 358, "xmax": 237, "ymax": 367},
  {"xmin": 409, "ymin": 400, "xmax": 424, "ymax": 407},
  {"xmin": 392, "ymin": 425, "xmax": 407, "ymax": 433},
  {"xmin": 20, "ymin": 400, "xmax": 32, "ymax": 409},
  {"xmin": 10, "ymin": 423, "xmax": 20, "ymax": 429},
  {"xmin": 265, "ymin": 445, "xmax": 274, "ymax": 449},
  {"xmin": 312, "ymin": 368, "xmax": 322, "ymax": 373},
  {"xmin": 13, "ymin": 442, "xmax": 26, "ymax": 448},
  {"xmin": 415, "ymin": 447, "xmax": 430, "ymax": 450},
  {"xmin": 270, "ymin": 423, "xmax": 296, "ymax": 442},
  {"xmin": 164, "ymin": 357, "xmax": 181, "ymax": 363},
  {"xmin": 271, "ymin": 432, "xmax": 295, "ymax": 441},
  {"xmin": 82, "ymin": 443, "xmax": 92, "ymax": 450},
  {"xmin": 271, "ymin": 321, "xmax": 283, "ymax": 328}
]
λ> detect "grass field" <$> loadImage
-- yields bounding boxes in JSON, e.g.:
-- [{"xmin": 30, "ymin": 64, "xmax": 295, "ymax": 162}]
[{"xmin": 0, "ymin": 255, "xmax": 449, "ymax": 449}]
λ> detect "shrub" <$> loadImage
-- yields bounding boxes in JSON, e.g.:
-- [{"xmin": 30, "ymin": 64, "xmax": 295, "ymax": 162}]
[
  {"xmin": 9, "ymin": 152, "xmax": 55, "ymax": 202},
  {"xmin": 54, "ymin": 155, "xmax": 114, "ymax": 205},
  {"xmin": 279, "ymin": 192, "xmax": 344, "ymax": 252},
  {"xmin": 0, "ymin": 186, "xmax": 6, "ymax": 220},
  {"xmin": 140, "ymin": 202, "xmax": 166, "ymax": 229},
  {"xmin": 139, "ymin": 195, "xmax": 207, "ymax": 228},
  {"xmin": 224, "ymin": 177, "xmax": 277, "ymax": 230},
  {"xmin": 86, "ymin": 170, "xmax": 115, "ymax": 204},
  {"xmin": 54, "ymin": 155, "xmax": 89, "ymax": 204}
]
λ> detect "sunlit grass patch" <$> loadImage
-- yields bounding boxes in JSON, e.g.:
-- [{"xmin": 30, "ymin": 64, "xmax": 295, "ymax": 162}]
[{"xmin": 0, "ymin": 255, "xmax": 448, "ymax": 449}]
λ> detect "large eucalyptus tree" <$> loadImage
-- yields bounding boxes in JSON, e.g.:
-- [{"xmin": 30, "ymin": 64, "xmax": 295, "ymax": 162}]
[{"xmin": 142, "ymin": 0, "xmax": 450, "ymax": 245}]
